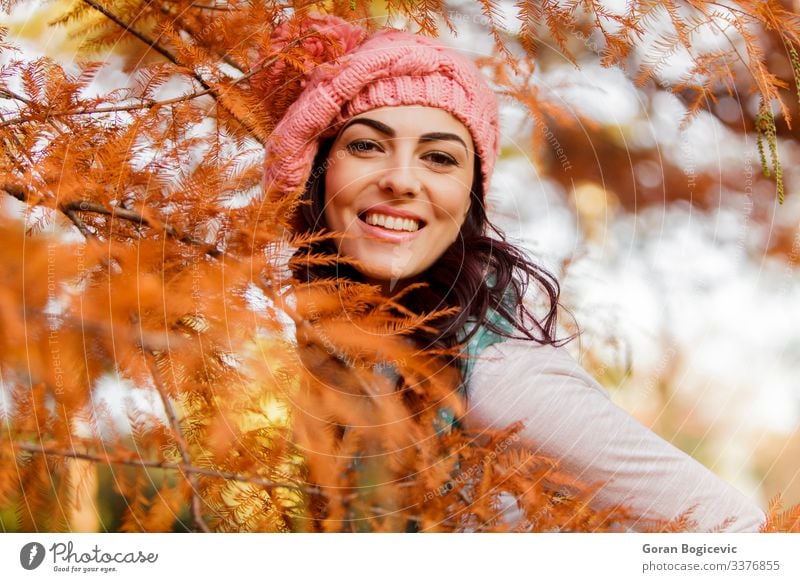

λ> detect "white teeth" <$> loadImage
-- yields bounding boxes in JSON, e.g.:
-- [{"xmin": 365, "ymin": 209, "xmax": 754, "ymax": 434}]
[{"xmin": 365, "ymin": 213, "xmax": 420, "ymax": 232}]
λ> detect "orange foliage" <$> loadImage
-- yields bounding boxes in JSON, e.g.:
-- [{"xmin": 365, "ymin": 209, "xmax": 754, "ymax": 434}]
[{"xmin": 0, "ymin": 1, "xmax": 798, "ymax": 532}]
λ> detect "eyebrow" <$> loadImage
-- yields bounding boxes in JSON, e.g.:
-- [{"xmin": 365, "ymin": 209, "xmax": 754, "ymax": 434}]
[
  {"xmin": 338, "ymin": 118, "xmax": 470, "ymax": 153},
  {"xmin": 419, "ymin": 133, "xmax": 469, "ymax": 152}
]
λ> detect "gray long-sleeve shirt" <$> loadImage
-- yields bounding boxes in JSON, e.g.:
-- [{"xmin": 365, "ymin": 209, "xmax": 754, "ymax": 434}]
[{"xmin": 461, "ymin": 337, "xmax": 766, "ymax": 532}]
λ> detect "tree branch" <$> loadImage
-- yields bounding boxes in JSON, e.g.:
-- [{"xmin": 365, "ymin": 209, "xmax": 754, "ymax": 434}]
[
  {"xmin": 0, "ymin": 44, "xmax": 292, "ymax": 129},
  {"xmin": 80, "ymin": 0, "xmax": 180, "ymax": 64},
  {"xmin": 80, "ymin": 0, "xmax": 265, "ymax": 143},
  {"xmin": 62, "ymin": 207, "xmax": 95, "ymax": 238},
  {"xmin": 0, "ymin": 185, "xmax": 223, "ymax": 256},
  {"xmin": 1, "ymin": 182, "xmax": 26, "ymax": 203},
  {"xmin": 13, "ymin": 441, "xmax": 320, "ymax": 494},
  {"xmin": 60, "ymin": 200, "xmax": 222, "ymax": 257},
  {"xmin": 0, "ymin": 87, "xmax": 34, "ymax": 106},
  {"xmin": 187, "ymin": 3, "xmax": 232, "ymax": 11},
  {"xmin": 160, "ymin": 0, "xmax": 234, "ymax": 11},
  {"xmin": 158, "ymin": 4, "xmax": 246, "ymax": 73}
]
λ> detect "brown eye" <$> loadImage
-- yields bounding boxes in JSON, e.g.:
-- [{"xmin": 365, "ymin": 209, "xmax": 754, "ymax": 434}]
[
  {"xmin": 424, "ymin": 151, "xmax": 458, "ymax": 167},
  {"xmin": 346, "ymin": 140, "xmax": 382, "ymax": 154}
]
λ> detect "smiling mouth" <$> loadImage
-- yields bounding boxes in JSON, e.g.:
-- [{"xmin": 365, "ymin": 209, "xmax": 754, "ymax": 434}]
[{"xmin": 358, "ymin": 211, "xmax": 425, "ymax": 233}]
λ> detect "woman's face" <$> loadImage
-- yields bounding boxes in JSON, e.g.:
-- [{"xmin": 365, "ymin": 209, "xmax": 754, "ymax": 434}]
[{"xmin": 323, "ymin": 106, "xmax": 475, "ymax": 286}]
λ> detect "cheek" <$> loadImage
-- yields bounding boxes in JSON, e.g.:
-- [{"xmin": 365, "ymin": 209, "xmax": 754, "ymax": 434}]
[
  {"xmin": 323, "ymin": 172, "xmax": 350, "ymax": 230},
  {"xmin": 322, "ymin": 184, "xmax": 336, "ymax": 228},
  {"xmin": 435, "ymin": 183, "xmax": 472, "ymax": 232},
  {"xmin": 459, "ymin": 196, "xmax": 471, "ymax": 222},
  {"xmin": 323, "ymin": 159, "xmax": 364, "ymax": 227}
]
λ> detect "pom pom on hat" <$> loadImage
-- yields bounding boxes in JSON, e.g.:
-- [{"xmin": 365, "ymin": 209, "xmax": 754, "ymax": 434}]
[{"xmin": 262, "ymin": 15, "xmax": 499, "ymax": 211}]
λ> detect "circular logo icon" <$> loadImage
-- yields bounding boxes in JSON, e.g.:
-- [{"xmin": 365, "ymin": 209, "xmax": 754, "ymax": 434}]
[{"xmin": 20, "ymin": 542, "xmax": 46, "ymax": 570}]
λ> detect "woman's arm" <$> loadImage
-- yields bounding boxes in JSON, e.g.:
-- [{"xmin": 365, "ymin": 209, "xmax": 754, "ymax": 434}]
[{"xmin": 462, "ymin": 338, "xmax": 766, "ymax": 532}]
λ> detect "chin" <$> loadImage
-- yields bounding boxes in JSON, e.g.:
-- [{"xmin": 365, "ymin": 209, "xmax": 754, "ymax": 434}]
[
  {"xmin": 351, "ymin": 256, "xmax": 436, "ymax": 289},
  {"xmin": 342, "ymin": 243, "xmax": 425, "ymax": 284},
  {"xmin": 355, "ymin": 263, "xmax": 417, "ymax": 283}
]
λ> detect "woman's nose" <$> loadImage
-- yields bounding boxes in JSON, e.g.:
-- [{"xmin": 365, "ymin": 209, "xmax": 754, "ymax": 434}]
[{"xmin": 377, "ymin": 162, "xmax": 423, "ymax": 197}]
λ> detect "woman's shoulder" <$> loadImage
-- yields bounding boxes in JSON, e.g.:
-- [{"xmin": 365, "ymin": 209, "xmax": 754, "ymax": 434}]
[
  {"xmin": 463, "ymin": 332, "xmax": 610, "ymax": 403},
  {"xmin": 462, "ymin": 336, "xmax": 765, "ymax": 532}
]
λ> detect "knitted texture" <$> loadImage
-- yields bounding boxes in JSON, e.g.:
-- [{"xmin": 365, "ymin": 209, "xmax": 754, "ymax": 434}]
[{"xmin": 263, "ymin": 16, "xmax": 500, "ymax": 200}]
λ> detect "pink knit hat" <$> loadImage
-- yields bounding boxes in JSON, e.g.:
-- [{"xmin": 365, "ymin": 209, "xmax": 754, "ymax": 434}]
[{"xmin": 262, "ymin": 15, "xmax": 500, "ymax": 204}]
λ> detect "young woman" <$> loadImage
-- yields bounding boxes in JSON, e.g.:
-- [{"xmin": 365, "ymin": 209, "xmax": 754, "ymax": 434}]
[{"xmin": 262, "ymin": 15, "xmax": 765, "ymax": 532}]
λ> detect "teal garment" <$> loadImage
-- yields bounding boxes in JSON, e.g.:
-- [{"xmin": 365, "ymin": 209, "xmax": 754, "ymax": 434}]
[
  {"xmin": 431, "ymin": 304, "xmax": 517, "ymax": 435},
  {"xmin": 428, "ymin": 291, "xmax": 519, "ymax": 442},
  {"xmin": 457, "ymin": 304, "xmax": 517, "ymax": 391}
]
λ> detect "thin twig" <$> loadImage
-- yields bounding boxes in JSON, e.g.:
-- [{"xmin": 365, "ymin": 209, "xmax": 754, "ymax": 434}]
[
  {"xmin": 157, "ymin": 4, "xmax": 246, "ymax": 73},
  {"xmin": 80, "ymin": 0, "xmax": 179, "ymax": 64},
  {"xmin": 160, "ymin": 0, "xmax": 233, "ymax": 11},
  {"xmin": 62, "ymin": 207, "xmax": 94, "ymax": 237},
  {"xmin": 1, "ymin": 96, "xmax": 179, "ymax": 127},
  {"xmin": 1, "ymin": 185, "xmax": 223, "ymax": 256},
  {"xmin": 80, "ymin": 0, "xmax": 264, "ymax": 143},
  {"xmin": 188, "ymin": 3, "xmax": 232, "ymax": 11},
  {"xmin": 1, "ymin": 185, "xmax": 222, "ymax": 255},
  {"xmin": 13, "ymin": 441, "xmax": 320, "ymax": 494},
  {"xmin": 1, "ymin": 183, "xmax": 26, "ymax": 203},
  {"xmin": 144, "ymin": 352, "xmax": 211, "ymax": 533},
  {"xmin": 0, "ymin": 111, "xmax": 38, "ymax": 174},
  {"xmin": 60, "ymin": 199, "xmax": 222, "ymax": 257},
  {"xmin": 0, "ymin": 87, "xmax": 34, "ymax": 105},
  {"xmin": 0, "ymin": 44, "xmax": 291, "ymax": 128}
]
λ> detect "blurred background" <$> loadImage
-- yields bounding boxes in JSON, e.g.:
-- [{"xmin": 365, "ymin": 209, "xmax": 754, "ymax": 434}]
[
  {"xmin": 448, "ymin": 0, "xmax": 800, "ymax": 511},
  {"xmin": 2, "ymin": 0, "xmax": 798, "ymax": 529}
]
